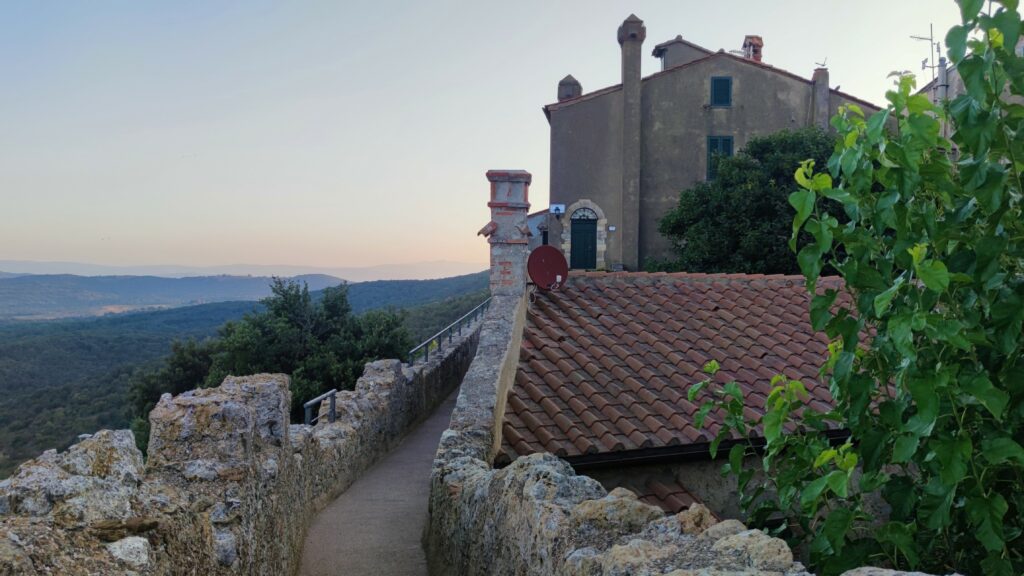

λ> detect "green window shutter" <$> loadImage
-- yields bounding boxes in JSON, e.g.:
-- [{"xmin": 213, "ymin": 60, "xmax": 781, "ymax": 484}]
[{"xmin": 711, "ymin": 77, "xmax": 732, "ymax": 107}]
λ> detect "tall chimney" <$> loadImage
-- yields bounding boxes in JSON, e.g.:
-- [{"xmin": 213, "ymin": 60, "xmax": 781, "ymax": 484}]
[
  {"xmin": 742, "ymin": 35, "xmax": 764, "ymax": 62},
  {"xmin": 618, "ymin": 14, "xmax": 645, "ymax": 271},
  {"xmin": 558, "ymin": 75, "xmax": 583, "ymax": 101},
  {"xmin": 481, "ymin": 170, "xmax": 531, "ymax": 296},
  {"xmin": 811, "ymin": 67, "xmax": 830, "ymax": 130}
]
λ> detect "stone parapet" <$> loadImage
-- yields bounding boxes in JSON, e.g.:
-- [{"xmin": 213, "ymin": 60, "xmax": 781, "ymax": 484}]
[{"xmin": 0, "ymin": 324, "xmax": 480, "ymax": 575}]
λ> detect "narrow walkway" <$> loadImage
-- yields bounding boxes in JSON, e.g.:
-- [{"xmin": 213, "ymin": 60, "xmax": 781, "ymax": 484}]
[{"xmin": 298, "ymin": 392, "xmax": 457, "ymax": 576}]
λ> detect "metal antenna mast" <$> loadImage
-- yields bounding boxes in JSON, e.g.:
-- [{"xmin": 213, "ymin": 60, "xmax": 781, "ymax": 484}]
[{"xmin": 911, "ymin": 23, "xmax": 942, "ymax": 81}]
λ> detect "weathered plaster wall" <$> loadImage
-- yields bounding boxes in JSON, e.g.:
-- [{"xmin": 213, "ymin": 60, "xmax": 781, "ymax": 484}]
[
  {"xmin": 426, "ymin": 292, "xmax": 944, "ymax": 576},
  {"xmin": 0, "ymin": 326, "xmax": 479, "ymax": 576},
  {"xmin": 549, "ymin": 89, "xmax": 624, "ymax": 269}
]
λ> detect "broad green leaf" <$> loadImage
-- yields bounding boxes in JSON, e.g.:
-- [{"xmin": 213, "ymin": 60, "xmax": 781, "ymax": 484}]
[
  {"xmin": 967, "ymin": 493, "xmax": 1008, "ymax": 552},
  {"xmin": 789, "ymin": 189, "xmax": 815, "ymax": 249},
  {"xmin": 918, "ymin": 478, "xmax": 955, "ymax": 530},
  {"xmin": 915, "ymin": 259, "xmax": 950, "ymax": 292},
  {"xmin": 906, "ymin": 377, "xmax": 939, "ymax": 436},
  {"xmin": 947, "ymin": 24, "xmax": 970, "ymax": 62},
  {"xmin": 820, "ymin": 507, "xmax": 854, "ymax": 554},
  {"xmin": 801, "ymin": 475, "xmax": 829, "ymax": 509},
  {"xmin": 723, "ymin": 381, "xmax": 743, "ymax": 404},
  {"xmin": 825, "ymin": 470, "xmax": 849, "ymax": 498},
  {"xmin": 728, "ymin": 443, "xmax": 744, "ymax": 476},
  {"xmin": 981, "ymin": 437, "xmax": 1024, "ymax": 465},
  {"xmin": 906, "ymin": 94, "xmax": 933, "ymax": 114},
  {"xmin": 797, "ymin": 244, "xmax": 823, "ymax": 282},
  {"xmin": 962, "ymin": 374, "xmax": 1010, "ymax": 420},
  {"xmin": 893, "ymin": 435, "xmax": 919, "ymax": 463},
  {"xmin": 873, "ymin": 277, "xmax": 905, "ymax": 317},
  {"xmin": 814, "ymin": 448, "xmax": 837, "ymax": 468},
  {"xmin": 960, "ymin": 0, "xmax": 985, "ymax": 22},
  {"xmin": 866, "ymin": 109, "xmax": 891, "ymax": 142},
  {"xmin": 932, "ymin": 434, "xmax": 972, "ymax": 485},
  {"xmin": 763, "ymin": 409, "xmax": 783, "ymax": 444},
  {"xmin": 907, "ymin": 243, "xmax": 928, "ymax": 265},
  {"xmin": 687, "ymin": 381, "xmax": 706, "ymax": 402},
  {"xmin": 876, "ymin": 522, "xmax": 920, "ymax": 568}
]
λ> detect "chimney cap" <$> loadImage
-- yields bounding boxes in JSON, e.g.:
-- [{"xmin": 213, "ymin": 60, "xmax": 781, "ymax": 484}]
[
  {"xmin": 742, "ymin": 35, "xmax": 764, "ymax": 47},
  {"xmin": 486, "ymin": 170, "xmax": 532, "ymax": 184},
  {"xmin": 618, "ymin": 14, "xmax": 646, "ymax": 45},
  {"xmin": 559, "ymin": 74, "xmax": 581, "ymax": 86}
]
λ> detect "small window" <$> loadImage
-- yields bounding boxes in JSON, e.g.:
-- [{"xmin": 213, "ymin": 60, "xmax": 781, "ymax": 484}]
[
  {"xmin": 707, "ymin": 136, "xmax": 734, "ymax": 180},
  {"xmin": 711, "ymin": 76, "xmax": 732, "ymax": 107},
  {"xmin": 541, "ymin": 230, "xmax": 549, "ymax": 245}
]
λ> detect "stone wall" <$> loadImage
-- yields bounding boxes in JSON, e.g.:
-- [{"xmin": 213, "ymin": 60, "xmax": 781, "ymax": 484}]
[
  {"xmin": 425, "ymin": 293, "xmax": 943, "ymax": 576},
  {"xmin": 0, "ymin": 325, "xmax": 479, "ymax": 576}
]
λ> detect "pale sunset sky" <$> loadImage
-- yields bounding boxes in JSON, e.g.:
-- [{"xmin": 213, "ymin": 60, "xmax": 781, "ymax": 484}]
[{"xmin": 0, "ymin": 1, "xmax": 960, "ymax": 277}]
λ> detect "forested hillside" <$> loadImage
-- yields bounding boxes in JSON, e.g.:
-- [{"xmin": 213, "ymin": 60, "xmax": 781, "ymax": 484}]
[
  {"xmin": 0, "ymin": 272, "xmax": 489, "ymax": 477},
  {"xmin": 0, "ymin": 302, "xmax": 257, "ymax": 476}
]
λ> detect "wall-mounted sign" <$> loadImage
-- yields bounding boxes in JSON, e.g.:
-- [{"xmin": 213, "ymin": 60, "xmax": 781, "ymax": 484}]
[{"xmin": 549, "ymin": 204, "xmax": 566, "ymax": 215}]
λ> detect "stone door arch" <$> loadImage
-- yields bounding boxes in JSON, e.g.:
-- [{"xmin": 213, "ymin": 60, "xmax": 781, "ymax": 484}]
[{"xmin": 561, "ymin": 200, "xmax": 607, "ymax": 270}]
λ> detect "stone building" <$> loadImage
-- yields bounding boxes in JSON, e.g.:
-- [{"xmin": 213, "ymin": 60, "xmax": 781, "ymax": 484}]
[{"xmin": 543, "ymin": 14, "xmax": 881, "ymax": 271}]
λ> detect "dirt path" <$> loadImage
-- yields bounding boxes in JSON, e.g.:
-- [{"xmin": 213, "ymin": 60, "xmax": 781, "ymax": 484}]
[{"xmin": 297, "ymin": 392, "xmax": 456, "ymax": 576}]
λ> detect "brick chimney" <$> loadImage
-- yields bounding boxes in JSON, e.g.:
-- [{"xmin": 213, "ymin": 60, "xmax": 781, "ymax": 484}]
[
  {"xmin": 480, "ymin": 170, "xmax": 531, "ymax": 296},
  {"xmin": 558, "ymin": 75, "xmax": 582, "ymax": 101},
  {"xmin": 742, "ymin": 35, "xmax": 764, "ymax": 62}
]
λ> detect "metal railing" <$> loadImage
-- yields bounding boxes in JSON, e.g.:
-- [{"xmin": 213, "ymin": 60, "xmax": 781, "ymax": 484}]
[
  {"xmin": 303, "ymin": 388, "xmax": 338, "ymax": 426},
  {"xmin": 407, "ymin": 297, "xmax": 492, "ymax": 364},
  {"xmin": 302, "ymin": 297, "xmax": 492, "ymax": 425}
]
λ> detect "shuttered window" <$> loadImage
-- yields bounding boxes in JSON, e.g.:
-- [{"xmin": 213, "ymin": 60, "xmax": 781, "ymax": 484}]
[
  {"xmin": 707, "ymin": 136, "xmax": 734, "ymax": 180},
  {"xmin": 711, "ymin": 76, "xmax": 732, "ymax": 107}
]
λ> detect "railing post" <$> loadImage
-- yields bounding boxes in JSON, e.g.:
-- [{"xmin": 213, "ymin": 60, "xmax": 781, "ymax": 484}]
[
  {"xmin": 304, "ymin": 404, "xmax": 313, "ymax": 426},
  {"xmin": 328, "ymin": 392, "xmax": 337, "ymax": 423}
]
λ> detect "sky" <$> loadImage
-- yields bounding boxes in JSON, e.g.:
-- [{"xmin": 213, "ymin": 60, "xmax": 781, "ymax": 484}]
[{"xmin": 0, "ymin": 1, "xmax": 961, "ymax": 277}]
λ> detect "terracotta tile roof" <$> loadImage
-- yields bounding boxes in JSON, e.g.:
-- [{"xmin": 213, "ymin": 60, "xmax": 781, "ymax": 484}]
[
  {"xmin": 609, "ymin": 471, "xmax": 708, "ymax": 515},
  {"xmin": 499, "ymin": 272, "xmax": 845, "ymax": 464}
]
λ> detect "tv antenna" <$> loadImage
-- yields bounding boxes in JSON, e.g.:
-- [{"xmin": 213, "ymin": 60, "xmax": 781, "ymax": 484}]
[
  {"xmin": 911, "ymin": 23, "xmax": 943, "ymax": 81},
  {"xmin": 815, "ymin": 58, "xmax": 828, "ymax": 68}
]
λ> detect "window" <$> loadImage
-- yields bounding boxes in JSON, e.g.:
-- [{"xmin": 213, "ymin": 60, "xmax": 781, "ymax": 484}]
[
  {"xmin": 711, "ymin": 76, "xmax": 732, "ymax": 107},
  {"xmin": 707, "ymin": 136, "xmax": 734, "ymax": 180}
]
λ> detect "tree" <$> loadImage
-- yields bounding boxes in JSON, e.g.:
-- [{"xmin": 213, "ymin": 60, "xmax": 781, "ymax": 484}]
[
  {"xmin": 693, "ymin": 3, "xmax": 1024, "ymax": 574},
  {"xmin": 126, "ymin": 279, "xmax": 412, "ymax": 450},
  {"xmin": 653, "ymin": 127, "xmax": 838, "ymax": 274}
]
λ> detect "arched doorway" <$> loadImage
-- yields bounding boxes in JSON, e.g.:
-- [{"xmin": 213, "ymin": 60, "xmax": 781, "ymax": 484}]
[{"xmin": 570, "ymin": 208, "xmax": 598, "ymax": 269}]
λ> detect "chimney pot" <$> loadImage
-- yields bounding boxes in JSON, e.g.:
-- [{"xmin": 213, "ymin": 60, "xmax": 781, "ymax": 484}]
[{"xmin": 742, "ymin": 35, "xmax": 764, "ymax": 62}]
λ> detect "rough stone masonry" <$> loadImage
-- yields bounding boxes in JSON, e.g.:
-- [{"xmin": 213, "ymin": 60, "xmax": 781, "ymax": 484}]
[{"xmin": 0, "ymin": 325, "xmax": 478, "ymax": 576}]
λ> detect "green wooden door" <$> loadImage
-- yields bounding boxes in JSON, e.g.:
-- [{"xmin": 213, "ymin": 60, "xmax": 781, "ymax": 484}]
[{"xmin": 570, "ymin": 219, "xmax": 597, "ymax": 269}]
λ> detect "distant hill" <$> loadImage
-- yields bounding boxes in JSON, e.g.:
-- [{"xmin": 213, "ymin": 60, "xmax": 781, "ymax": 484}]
[
  {"xmin": 0, "ymin": 271, "xmax": 489, "ymax": 477},
  {"xmin": 0, "ymin": 273, "xmax": 344, "ymax": 320},
  {"xmin": 0, "ymin": 271, "xmax": 24, "ymax": 278},
  {"xmin": 346, "ymin": 271, "xmax": 488, "ymax": 313}
]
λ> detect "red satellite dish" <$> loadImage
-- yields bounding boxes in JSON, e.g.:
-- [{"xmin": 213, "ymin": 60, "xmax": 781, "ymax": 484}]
[{"xmin": 527, "ymin": 245, "xmax": 569, "ymax": 290}]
